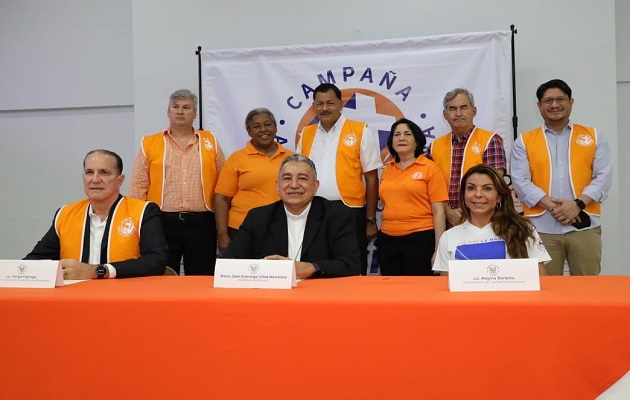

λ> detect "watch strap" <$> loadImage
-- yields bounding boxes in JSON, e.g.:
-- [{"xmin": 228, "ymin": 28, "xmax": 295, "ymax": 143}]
[{"xmin": 574, "ymin": 199, "xmax": 586, "ymax": 210}]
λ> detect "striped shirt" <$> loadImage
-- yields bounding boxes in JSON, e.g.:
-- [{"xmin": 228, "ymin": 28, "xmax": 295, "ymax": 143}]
[{"xmin": 128, "ymin": 129, "xmax": 225, "ymax": 212}]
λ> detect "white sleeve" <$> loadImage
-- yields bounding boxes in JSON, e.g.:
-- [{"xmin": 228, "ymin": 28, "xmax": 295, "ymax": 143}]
[
  {"xmin": 106, "ymin": 263, "xmax": 117, "ymax": 279},
  {"xmin": 432, "ymin": 232, "xmax": 451, "ymax": 272},
  {"xmin": 360, "ymin": 125, "xmax": 384, "ymax": 172},
  {"xmin": 526, "ymin": 230, "xmax": 552, "ymax": 264},
  {"xmin": 295, "ymin": 127, "xmax": 304, "ymax": 154}
]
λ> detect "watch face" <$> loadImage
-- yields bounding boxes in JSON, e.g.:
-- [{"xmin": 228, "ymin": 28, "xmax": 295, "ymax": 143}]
[{"xmin": 96, "ymin": 265, "xmax": 106, "ymax": 278}]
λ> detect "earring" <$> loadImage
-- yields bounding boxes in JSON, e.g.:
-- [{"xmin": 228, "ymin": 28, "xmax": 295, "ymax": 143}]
[{"xmin": 496, "ymin": 202, "xmax": 502, "ymax": 210}]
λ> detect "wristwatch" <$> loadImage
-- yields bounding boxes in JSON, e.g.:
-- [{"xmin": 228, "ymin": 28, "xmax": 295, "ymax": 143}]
[
  {"xmin": 366, "ymin": 217, "xmax": 377, "ymax": 225},
  {"xmin": 96, "ymin": 264, "xmax": 107, "ymax": 279},
  {"xmin": 574, "ymin": 199, "xmax": 586, "ymax": 211}
]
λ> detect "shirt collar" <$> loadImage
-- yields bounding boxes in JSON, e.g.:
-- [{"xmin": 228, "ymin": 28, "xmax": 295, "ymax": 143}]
[
  {"xmin": 284, "ymin": 202, "xmax": 312, "ymax": 219},
  {"xmin": 87, "ymin": 204, "xmax": 108, "ymax": 225},
  {"xmin": 387, "ymin": 154, "xmax": 428, "ymax": 168},
  {"xmin": 413, "ymin": 154, "xmax": 428, "ymax": 165},
  {"xmin": 318, "ymin": 115, "xmax": 346, "ymax": 134},
  {"xmin": 543, "ymin": 120, "xmax": 573, "ymax": 135},
  {"xmin": 165, "ymin": 127, "xmax": 199, "ymax": 140},
  {"xmin": 245, "ymin": 140, "xmax": 285, "ymax": 156},
  {"xmin": 451, "ymin": 125, "xmax": 476, "ymax": 142}
]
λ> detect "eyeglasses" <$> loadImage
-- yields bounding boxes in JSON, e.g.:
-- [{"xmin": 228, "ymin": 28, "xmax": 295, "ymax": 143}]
[{"xmin": 541, "ymin": 97, "xmax": 569, "ymax": 106}]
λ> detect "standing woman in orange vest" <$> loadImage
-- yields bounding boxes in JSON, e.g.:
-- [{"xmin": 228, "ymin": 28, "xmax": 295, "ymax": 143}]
[{"xmin": 377, "ymin": 118, "xmax": 448, "ymax": 276}]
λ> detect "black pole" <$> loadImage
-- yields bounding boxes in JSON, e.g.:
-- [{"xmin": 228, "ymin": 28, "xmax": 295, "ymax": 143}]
[
  {"xmin": 510, "ymin": 25, "xmax": 518, "ymax": 141},
  {"xmin": 195, "ymin": 45, "xmax": 203, "ymax": 130}
]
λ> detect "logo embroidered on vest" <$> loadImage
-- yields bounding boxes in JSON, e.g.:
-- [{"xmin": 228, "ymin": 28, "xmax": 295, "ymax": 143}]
[
  {"xmin": 203, "ymin": 138, "xmax": 214, "ymax": 150},
  {"xmin": 575, "ymin": 134, "xmax": 594, "ymax": 147},
  {"xmin": 470, "ymin": 141, "xmax": 482, "ymax": 155},
  {"xmin": 343, "ymin": 133, "xmax": 358, "ymax": 147},
  {"xmin": 118, "ymin": 218, "xmax": 136, "ymax": 237},
  {"xmin": 411, "ymin": 172, "xmax": 423, "ymax": 180}
]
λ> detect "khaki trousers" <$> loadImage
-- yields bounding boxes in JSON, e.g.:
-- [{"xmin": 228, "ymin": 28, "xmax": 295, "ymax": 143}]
[{"xmin": 539, "ymin": 226, "xmax": 602, "ymax": 275}]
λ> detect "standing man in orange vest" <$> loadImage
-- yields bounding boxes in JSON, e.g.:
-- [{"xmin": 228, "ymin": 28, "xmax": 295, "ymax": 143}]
[
  {"xmin": 129, "ymin": 89, "xmax": 225, "ymax": 275},
  {"xmin": 297, "ymin": 83, "xmax": 383, "ymax": 274},
  {"xmin": 427, "ymin": 88, "xmax": 507, "ymax": 228},
  {"xmin": 25, "ymin": 149, "xmax": 168, "ymax": 279},
  {"xmin": 511, "ymin": 79, "xmax": 613, "ymax": 275}
]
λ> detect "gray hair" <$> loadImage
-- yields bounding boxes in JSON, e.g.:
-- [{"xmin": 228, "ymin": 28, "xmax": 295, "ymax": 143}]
[
  {"xmin": 245, "ymin": 108, "xmax": 277, "ymax": 130},
  {"xmin": 169, "ymin": 89, "xmax": 198, "ymax": 112},
  {"xmin": 443, "ymin": 88, "xmax": 475, "ymax": 109},
  {"xmin": 278, "ymin": 154, "xmax": 317, "ymax": 180}
]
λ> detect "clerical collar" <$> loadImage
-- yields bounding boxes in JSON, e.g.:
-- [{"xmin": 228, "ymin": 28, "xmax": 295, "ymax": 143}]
[{"xmin": 284, "ymin": 202, "xmax": 312, "ymax": 219}]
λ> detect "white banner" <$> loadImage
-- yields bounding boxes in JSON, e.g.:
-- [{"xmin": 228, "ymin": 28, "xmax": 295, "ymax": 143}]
[
  {"xmin": 201, "ymin": 30, "xmax": 513, "ymax": 159},
  {"xmin": 201, "ymin": 31, "xmax": 513, "ymax": 275}
]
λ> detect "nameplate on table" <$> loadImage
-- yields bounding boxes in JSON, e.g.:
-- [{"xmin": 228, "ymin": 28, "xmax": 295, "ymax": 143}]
[
  {"xmin": 448, "ymin": 258, "xmax": 540, "ymax": 292},
  {"xmin": 214, "ymin": 259, "xmax": 297, "ymax": 289},
  {"xmin": 0, "ymin": 260, "xmax": 63, "ymax": 288}
]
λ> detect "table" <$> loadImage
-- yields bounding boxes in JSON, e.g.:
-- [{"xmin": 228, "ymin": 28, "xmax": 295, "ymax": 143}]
[{"xmin": 1, "ymin": 276, "xmax": 629, "ymax": 399}]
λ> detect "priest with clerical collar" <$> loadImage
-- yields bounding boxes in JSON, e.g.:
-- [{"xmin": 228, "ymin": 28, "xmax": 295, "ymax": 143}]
[{"xmin": 223, "ymin": 154, "xmax": 361, "ymax": 278}]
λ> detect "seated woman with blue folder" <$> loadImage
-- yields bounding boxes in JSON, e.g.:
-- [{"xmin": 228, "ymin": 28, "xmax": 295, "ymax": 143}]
[{"xmin": 432, "ymin": 165, "xmax": 549, "ymax": 275}]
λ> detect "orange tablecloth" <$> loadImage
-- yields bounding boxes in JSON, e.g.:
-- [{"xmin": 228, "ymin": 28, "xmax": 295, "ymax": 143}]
[{"xmin": 1, "ymin": 276, "xmax": 629, "ymax": 399}]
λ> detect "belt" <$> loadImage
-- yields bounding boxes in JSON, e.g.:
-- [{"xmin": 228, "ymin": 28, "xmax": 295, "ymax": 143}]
[{"xmin": 162, "ymin": 211, "xmax": 210, "ymax": 222}]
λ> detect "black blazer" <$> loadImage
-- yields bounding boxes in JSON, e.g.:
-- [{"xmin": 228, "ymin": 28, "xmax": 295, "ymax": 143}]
[
  {"xmin": 223, "ymin": 196, "xmax": 361, "ymax": 278},
  {"xmin": 24, "ymin": 196, "xmax": 168, "ymax": 278}
]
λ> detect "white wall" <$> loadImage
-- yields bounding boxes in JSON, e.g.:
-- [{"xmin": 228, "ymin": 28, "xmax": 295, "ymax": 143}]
[
  {"xmin": 0, "ymin": 0, "xmax": 133, "ymax": 109},
  {"xmin": 0, "ymin": 0, "xmax": 134, "ymax": 258},
  {"xmin": 616, "ymin": 0, "xmax": 630, "ymax": 275},
  {"xmin": 0, "ymin": 107, "xmax": 135, "ymax": 253},
  {"xmin": 0, "ymin": 0, "xmax": 625, "ymax": 274}
]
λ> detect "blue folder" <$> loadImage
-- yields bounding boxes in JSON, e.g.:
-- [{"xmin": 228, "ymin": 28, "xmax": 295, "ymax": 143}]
[{"xmin": 454, "ymin": 240, "xmax": 507, "ymax": 260}]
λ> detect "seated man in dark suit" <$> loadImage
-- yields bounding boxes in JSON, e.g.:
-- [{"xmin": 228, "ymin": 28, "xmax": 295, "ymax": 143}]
[
  {"xmin": 223, "ymin": 154, "xmax": 361, "ymax": 278},
  {"xmin": 24, "ymin": 149, "xmax": 168, "ymax": 279}
]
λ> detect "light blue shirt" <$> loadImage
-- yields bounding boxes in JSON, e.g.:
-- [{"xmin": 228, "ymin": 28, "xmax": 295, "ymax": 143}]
[{"xmin": 510, "ymin": 121, "xmax": 613, "ymax": 234}]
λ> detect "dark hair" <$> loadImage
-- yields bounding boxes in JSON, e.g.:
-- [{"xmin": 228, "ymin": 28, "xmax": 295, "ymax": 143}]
[
  {"xmin": 536, "ymin": 79, "xmax": 572, "ymax": 101},
  {"xmin": 459, "ymin": 164, "xmax": 535, "ymax": 259},
  {"xmin": 313, "ymin": 83, "xmax": 342, "ymax": 100},
  {"xmin": 83, "ymin": 149, "xmax": 123, "ymax": 175},
  {"xmin": 386, "ymin": 118, "xmax": 426, "ymax": 162}
]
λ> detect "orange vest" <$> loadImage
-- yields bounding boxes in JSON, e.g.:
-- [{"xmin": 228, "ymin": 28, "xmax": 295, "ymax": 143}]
[
  {"xmin": 430, "ymin": 127, "xmax": 497, "ymax": 184},
  {"xmin": 55, "ymin": 197, "xmax": 148, "ymax": 263},
  {"xmin": 520, "ymin": 125, "xmax": 600, "ymax": 216},
  {"xmin": 300, "ymin": 120, "xmax": 366, "ymax": 207},
  {"xmin": 141, "ymin": 130, "xmax": 219, "ymax": 211}
]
